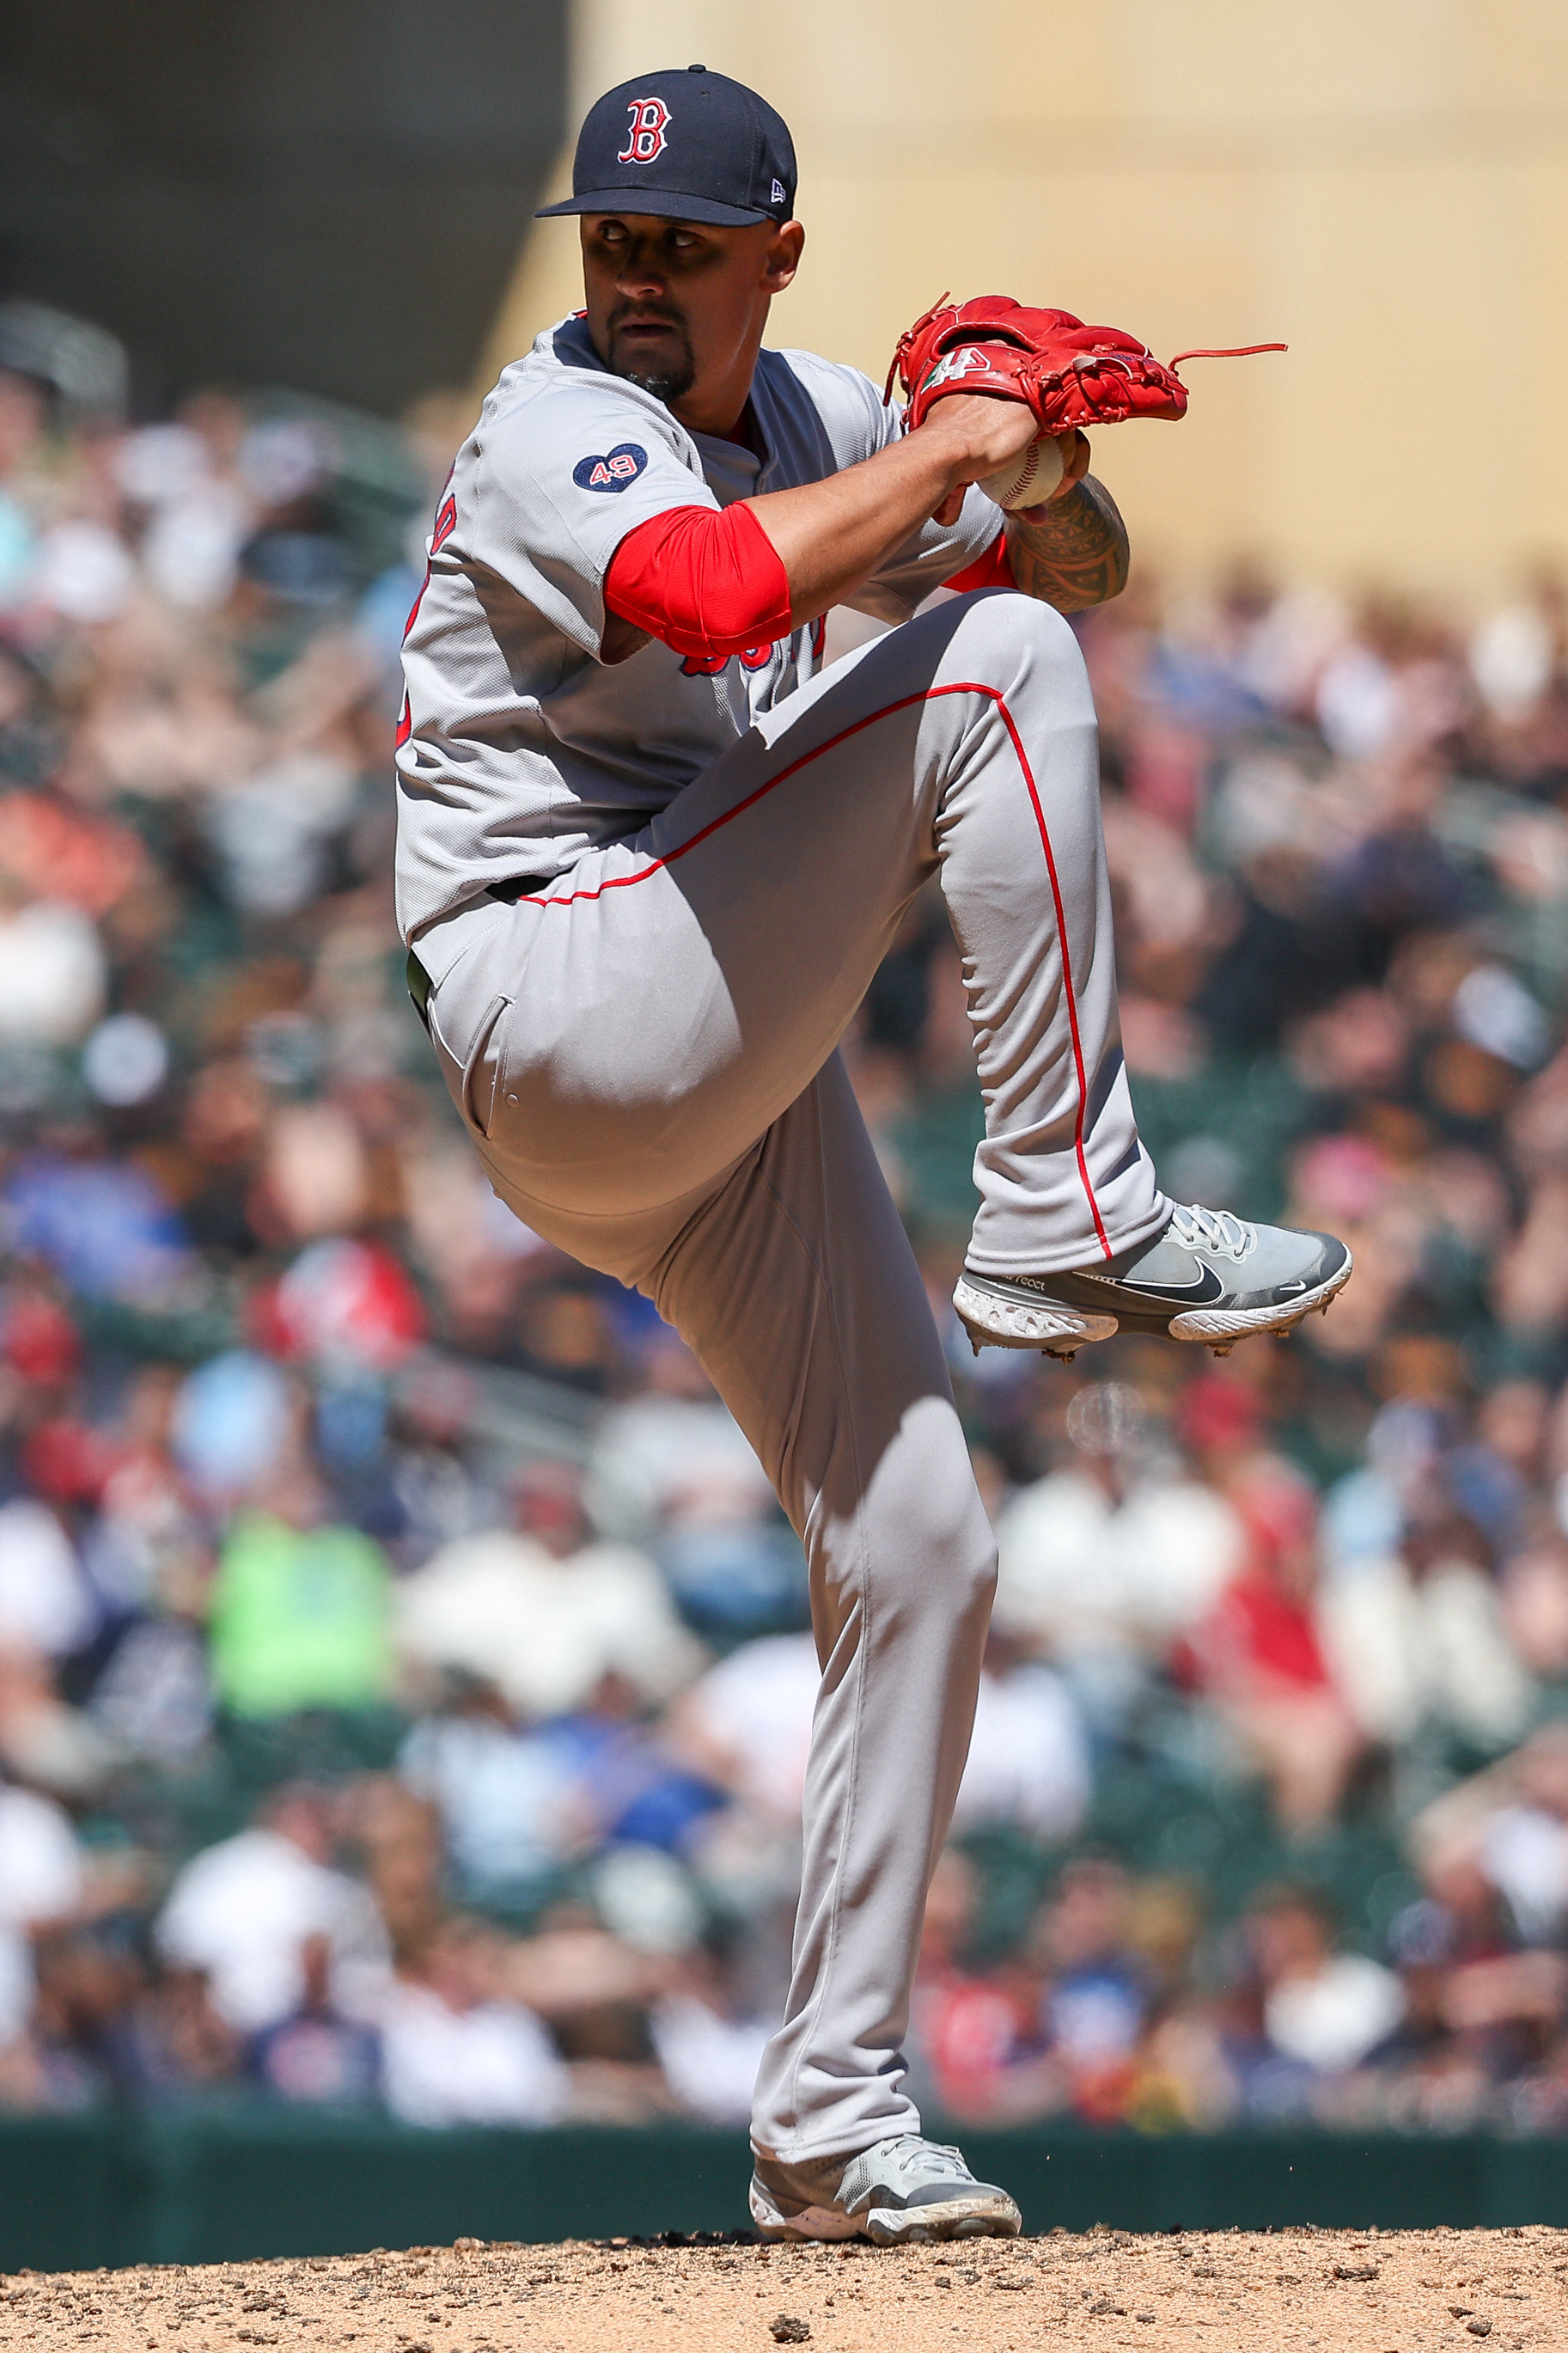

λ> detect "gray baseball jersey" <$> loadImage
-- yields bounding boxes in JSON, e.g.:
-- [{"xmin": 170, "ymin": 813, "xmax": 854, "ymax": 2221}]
[{"xmin": 394, "ymin": 313, "xmax": 1000, "ymax": 939}]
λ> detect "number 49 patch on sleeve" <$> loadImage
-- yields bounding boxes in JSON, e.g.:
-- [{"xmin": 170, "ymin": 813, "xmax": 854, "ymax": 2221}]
[{"xmin": 572, "ymin": 443, "xmax": 649, "ymax": 492}]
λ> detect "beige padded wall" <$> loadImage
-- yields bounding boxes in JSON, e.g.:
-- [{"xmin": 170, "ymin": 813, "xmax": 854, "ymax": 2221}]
[{"xmin": 479, "ymin": 0, "xmax": 1568, "ymax": 602}]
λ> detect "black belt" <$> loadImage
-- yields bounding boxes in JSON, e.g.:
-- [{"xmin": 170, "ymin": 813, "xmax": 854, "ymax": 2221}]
[{"xmin": 406, "ymin": 876, "xmax": 553, "ymax": 1032}]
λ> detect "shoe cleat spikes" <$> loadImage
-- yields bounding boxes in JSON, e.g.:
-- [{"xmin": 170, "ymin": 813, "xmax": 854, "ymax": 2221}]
[
  {"xmin": 1208, "ymin": 1342, "xmax": 1234, "ymax": 1358},
  {"xmin": 952, "ymin": 1219, "xmax": 1351, "ymax": 1360},
  {"xmin": 970, "ymin": 1336, "xmax": 981, "ymax": 1357}
]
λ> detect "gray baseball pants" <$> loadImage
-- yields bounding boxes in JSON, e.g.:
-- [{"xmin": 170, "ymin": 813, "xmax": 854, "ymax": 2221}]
[{"xmin": 411, "ymin": 589, "xmax": 1168, "ymax": 2160}]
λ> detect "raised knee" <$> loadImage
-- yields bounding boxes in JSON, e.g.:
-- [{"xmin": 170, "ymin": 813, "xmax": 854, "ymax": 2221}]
[
  {"xmin": 948, "ymin": 589, "xmax": 1090, "ymax": 706},
  {"xmin": 955, "ymin": 584, "xmax": 1074, "ymax": 649}
]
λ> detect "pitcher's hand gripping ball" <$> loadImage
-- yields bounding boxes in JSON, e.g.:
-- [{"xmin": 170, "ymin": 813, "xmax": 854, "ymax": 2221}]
[{"xmin": 885, "ymin": 294, "xmax": 1284, "ymax": 509}]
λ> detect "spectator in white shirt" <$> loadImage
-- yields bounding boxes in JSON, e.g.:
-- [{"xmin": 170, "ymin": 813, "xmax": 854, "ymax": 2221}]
[
  {"xmin": 379, "ymin": 1916, "xmax": 567, "ymax": 2128},
  {"xmin": 0, "ymin": 1778, "xmax": 84, "ymax": 2047},
  {"xmin": 155, "ymin": 1783, "xmax": 389, "ymax": 2034},
  {"xmin": 585, "ymin": 1336, "xmax": 777, "ymax": 1543},
  {"xmin": 1247, "ymin": 1885, "xmax": 1404, "ymax": 2075},
  {"xmin": 397, "ymin": 1458, "xmax": 704, "ymax": 1720},
  {"xmin": 1317, "ymin": 1500, "xmax": 1534, "ymax": 1754},
  {"xmin": 992, "ymin": 1383, "xmax": 1247, "ymax": 1729},
  {"xmin": 0, "ymin": 1499, "xmax": 95, "ymax": 1659},
  {"xmin": 0, "ymin": 1779, "xmax": 83, "ymax": 1929},
  {"xmin": 1412, "ymin": 1724, "xmax": 1568, "ymax": 1949},
  {"xmin": 650, "ymin": 1944, "xmax": 773, "ymax": 2126}
]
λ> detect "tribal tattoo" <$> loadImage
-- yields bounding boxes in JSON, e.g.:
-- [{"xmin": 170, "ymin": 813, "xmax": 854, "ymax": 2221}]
[{"xmin": 1004, "ymin": 475, "xmax": 1129, "ymax": 614}]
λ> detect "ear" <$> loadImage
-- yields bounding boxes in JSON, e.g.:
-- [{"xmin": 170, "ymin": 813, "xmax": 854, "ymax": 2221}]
[{"xmin": 763, "ymin": 220, "xmax": 805, "ymax": 296}]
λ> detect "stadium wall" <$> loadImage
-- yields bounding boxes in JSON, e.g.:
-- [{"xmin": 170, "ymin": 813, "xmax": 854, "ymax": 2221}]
[
  {"xmin": 479, "ymin": 0, "xmax": 1568, "ymax": 602},
  {"xmin": 7, "ymin": 2114, "xmax": 1568, "ymax": 2268}
]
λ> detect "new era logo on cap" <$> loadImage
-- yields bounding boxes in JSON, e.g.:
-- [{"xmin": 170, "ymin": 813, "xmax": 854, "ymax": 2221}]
[{"xmin": 537, "ymin": 66, "xmax": 796, "ymax": 228}]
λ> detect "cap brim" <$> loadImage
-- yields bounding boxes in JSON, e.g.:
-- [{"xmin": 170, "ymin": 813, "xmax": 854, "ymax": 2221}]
[{"xmin": 534, "ymin": 187, "xmax": 774, "ymax": 225}]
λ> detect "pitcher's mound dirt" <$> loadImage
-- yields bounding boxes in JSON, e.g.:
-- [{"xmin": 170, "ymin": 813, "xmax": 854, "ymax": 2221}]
[{"xmin": 4, "ymin": 2225, "xmax": 1565, "ymax": 2350}]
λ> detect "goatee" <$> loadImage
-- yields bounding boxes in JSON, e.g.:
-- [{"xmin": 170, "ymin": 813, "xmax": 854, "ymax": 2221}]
[
  {"xmin": 608, "ymin": 329, "xmax": 697, "ymax": 410},
  {"xmin": 621, "ymin": 364, "xmax": 696, "ymax": 406}
]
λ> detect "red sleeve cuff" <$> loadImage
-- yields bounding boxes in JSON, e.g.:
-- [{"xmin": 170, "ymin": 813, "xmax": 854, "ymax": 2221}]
[
  {"xmin": 603, "ymin": 501, "xmax": 794, "ymax": 662},
  {"xmin": 942, "ymin": 529, "xmax": 1014, "ymax": 595}
]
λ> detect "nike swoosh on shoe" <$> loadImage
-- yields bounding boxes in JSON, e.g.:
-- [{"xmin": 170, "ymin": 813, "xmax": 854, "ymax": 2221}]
[{"xmin": 1077, "ymin": 1263, "xmax": 1226, "ymax": 1305}]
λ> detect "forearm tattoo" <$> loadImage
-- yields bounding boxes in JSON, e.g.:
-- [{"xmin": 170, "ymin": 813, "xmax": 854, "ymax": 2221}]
[{"xmin": 1003, "ymin": 475, "xmax": 1130, "ymax": 613}]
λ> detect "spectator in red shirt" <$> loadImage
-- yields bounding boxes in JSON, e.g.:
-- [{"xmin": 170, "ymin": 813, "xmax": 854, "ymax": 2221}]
[{"xmin": 1174, "ymin": 1390, "xmax": 1366, "ymax": 1830}]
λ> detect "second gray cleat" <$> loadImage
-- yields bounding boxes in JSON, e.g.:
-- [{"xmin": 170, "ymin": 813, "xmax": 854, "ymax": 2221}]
[
  {"xmin": 955, "ymin": 1201, "xmax": 1352, "ymax": 1359},
  {"xmin": 750, "ymin": 2132, "xmax": 1022, "ymax": 2244}
]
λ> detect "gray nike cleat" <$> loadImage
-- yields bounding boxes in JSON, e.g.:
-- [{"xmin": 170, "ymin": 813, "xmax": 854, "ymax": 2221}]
[
  {"xmin": 955, "ymin": 1201, "xmax": 1352, "ymax": 1360},
  {"xmin": 750, "ymin": 2133, "xmax": 1022, "ymax": 2245}
]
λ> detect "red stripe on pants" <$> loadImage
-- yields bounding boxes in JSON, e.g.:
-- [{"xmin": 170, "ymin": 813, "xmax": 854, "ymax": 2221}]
[{"xmin": 514, "ymin": 681, "xmax": 1113, "ymax": 1259}]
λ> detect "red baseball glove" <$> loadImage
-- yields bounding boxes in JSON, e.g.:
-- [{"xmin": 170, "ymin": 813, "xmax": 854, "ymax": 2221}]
[{"xmin": 885, "ymin": 293, "xmax": 1282, "ymax": 435}]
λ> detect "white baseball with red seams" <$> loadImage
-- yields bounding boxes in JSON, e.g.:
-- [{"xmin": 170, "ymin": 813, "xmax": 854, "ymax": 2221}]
[{"xmin": 977, "ymin": 430, "xmax": 1067, "ymax": 512}]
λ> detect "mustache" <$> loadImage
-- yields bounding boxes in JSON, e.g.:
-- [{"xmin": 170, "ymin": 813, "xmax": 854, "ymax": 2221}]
[{"xmin": 607, "ymin": 299, "xmax": 687, "ymax": 334}]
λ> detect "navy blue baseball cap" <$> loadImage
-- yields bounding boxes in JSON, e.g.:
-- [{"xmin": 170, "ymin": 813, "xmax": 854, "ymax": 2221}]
[{"xmin": 536, "ymin": 66, "xmax": 796, "ymax": 228}]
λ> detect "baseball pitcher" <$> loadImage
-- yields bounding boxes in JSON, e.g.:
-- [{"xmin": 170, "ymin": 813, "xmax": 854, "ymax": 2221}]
[{"xmin": 396, "ymin": 66, "xmax": 1350, "ymax": 2242}]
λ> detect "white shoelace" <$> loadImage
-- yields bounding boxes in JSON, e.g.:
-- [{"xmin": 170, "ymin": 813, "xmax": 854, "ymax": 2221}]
[
  {"xmin": 1169, "ymin": 1202, "xmax": 1257, "ymax": 1262},
  {"xmin": 875, "ymin": 2135, "xmax": 971, "ymax": 2182}
]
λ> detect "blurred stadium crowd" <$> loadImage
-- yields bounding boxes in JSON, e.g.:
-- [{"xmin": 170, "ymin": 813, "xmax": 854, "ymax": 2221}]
[{"xmin": 3, "ymin": 313, "xmax": 1568, "ymax": 2141}]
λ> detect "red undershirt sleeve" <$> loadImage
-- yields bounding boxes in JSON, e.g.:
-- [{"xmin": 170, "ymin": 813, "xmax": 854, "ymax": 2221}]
[
  {"xmin": 941, "ymin": 528, "xmax": 1016, "ymax": 595},
  {"xmin": 602, "ymin": 501, "xmax": 794, "ymax": 662}
]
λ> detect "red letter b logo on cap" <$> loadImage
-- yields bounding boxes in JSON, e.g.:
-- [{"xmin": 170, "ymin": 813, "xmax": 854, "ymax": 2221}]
[{"xmin": 619, "ymin": 98, "xmax": 671, "ymax": 164}]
